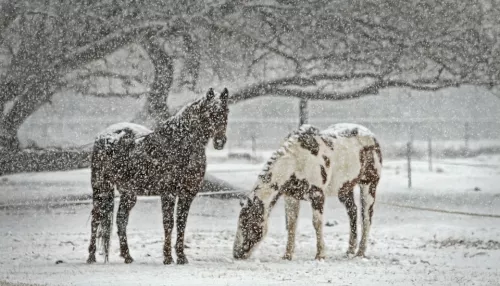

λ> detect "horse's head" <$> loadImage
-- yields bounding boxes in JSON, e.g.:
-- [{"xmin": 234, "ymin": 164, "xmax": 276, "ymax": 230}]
[
  {"xmin": 202, "ymin": 87, "xmax": 229, "ymax": 150},
  {"xmin": 233, "ymin": 195, "xmax": 266, "ymax": 260}
]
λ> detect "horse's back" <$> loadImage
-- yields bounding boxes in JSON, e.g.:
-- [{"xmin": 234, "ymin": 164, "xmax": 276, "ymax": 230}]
[
  {"xmin": 96, "ymin": 122, "xmax": 152, "ymax": 144},
  {"xmin": 91, "ymin": 123, "xmax": 152, "ymax": 187},
  {"xmin": 323, "ymin": 123, "xmax": 376, "ymax": 144}
]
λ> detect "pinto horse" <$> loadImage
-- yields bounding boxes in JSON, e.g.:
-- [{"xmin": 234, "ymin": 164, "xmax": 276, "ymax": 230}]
[
  {"xmin": 233, "ymin": 123, "xmax": 382, "ymax": 261},
  {"xmin": 87, "ymin": 88, "xmax": 229, "ymax": 265}
]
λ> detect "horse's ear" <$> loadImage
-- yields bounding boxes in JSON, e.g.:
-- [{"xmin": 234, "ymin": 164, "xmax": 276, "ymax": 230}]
[
  {"xmin": 206, "ymin": 88, "xmax": 215, "ymax": 100},
  {"xmin": 220, "ymin": 88, "xmax": 229, "ymax": 103},
  {"xmin": 239, "ymin": 196, "xmax": 252, "ymax": 208}
]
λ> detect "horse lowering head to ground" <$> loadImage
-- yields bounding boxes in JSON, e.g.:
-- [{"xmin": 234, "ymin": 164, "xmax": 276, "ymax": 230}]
[
  {"xmin": 233, "ymin": 123, "xmax": 382, "ymax": 261},
  {"xmin": 87, "ymin": 87, "xmax": 229, "ymax": 265}
]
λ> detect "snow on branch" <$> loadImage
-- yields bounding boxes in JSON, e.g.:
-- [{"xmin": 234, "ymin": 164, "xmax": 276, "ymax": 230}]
[
  {"xmin": 72, "ymin": 71, "xmax": 146, "ymax": 86},
  {"xmin": 82, "ymin": 91, "xmax": 147, "ymax": 98},
  {"xmin": 229, "ymin": 74, "xmax": 499, "ymax": 104}
]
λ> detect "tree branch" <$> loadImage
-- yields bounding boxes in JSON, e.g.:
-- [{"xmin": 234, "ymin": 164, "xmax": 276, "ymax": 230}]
[
  {"xmin": 79, "ymin": 91, "xmax": 147, "ymax": 98},
  {"xmin": 229, "ymin": 74, "xmax": 499, "ymax": 104},
  {"xmin": 70, "ymin": 70, "xmax": 146, "ymax": 86},
  {"xmin": 52, "ymin": 20, "xmax": 175, "ymax": 73}
]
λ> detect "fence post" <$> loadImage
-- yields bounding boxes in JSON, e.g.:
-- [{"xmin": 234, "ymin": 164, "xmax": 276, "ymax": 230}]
[
  {"xmin": 407, "ymin": 141, "xmax": 412, "ymax": 188},
  {"xmin": 299, "ymin": 98, "xmax": 308, "ymax": 127},
  {"xmin": 251, "ymin": 134, "xmax": 256, "ymax": 161},
  {"xmin": 464, "ymin": 122, "xmax": 470, "ymax": 152},
  {"xmin": 428, "ymin": 137, "xmax": 432, "ymax": 172}
]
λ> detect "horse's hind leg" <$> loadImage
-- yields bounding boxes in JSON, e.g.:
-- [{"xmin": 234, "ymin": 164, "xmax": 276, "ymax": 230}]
[
  {"xmin": 357, "ymin": 182, "xmax": 378, "ymax": 257},
  {"xmin": 87, "ymin": 200, "xmax": 100, "ymax": 264},
  {"xmin": 175, "ymin": 193, "xmax": 196, "ymax": 265},
  {"xmin": 117, "ymin": 192, "xmax": 137, "ymax": 264},
  {"xmin": 282, "ymin": 195, "xmax": 300, "ymax": 260},
  {"xmin": 338, "ymin": 187, "xmax": 357, "ymax": 256}
]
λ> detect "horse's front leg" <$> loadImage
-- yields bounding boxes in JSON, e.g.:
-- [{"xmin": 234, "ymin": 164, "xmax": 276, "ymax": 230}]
[
  {"xmin": 310, "ymin": 186, "xmax": 326, "ymax": 260},
  {"xmin": 283, "ymin": 195, "xmax": 300, "ymax": 260},
  {"xmin": 161, "ymin": 193, "xmax": 176, "ymax": 265},
  {"xmin": 175, "ymin": 193, "xmax": 195, "ymax": 264}
]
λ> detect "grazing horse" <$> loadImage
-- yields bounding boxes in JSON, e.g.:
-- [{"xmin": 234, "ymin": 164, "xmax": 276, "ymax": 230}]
[
  {"xmin": 233, "ymin": 123, "xmax": 382, "ymax": 260},
  {"xmin": 87, "ymin": 88, "xmax": 229, "ymax": 265}
]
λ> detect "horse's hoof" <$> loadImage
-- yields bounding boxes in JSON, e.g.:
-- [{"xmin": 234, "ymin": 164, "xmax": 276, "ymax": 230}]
[
  {"xmin": 355, "ymin": 251, "xmax": 365, "ymax": 258},
  {"xmin": 345, "ymin": 249, "xmax": 356, "ymax": 256},
  {"xmin": 315, "ymin": 254, "xmax": 326, "ymax": 261},
  {"xmin": 87, "ymin": 256, "xmax": 96, "ymax": 264},
  {"xmin": 163, "ymin": 257, "xmax": 173, "ymax": 265},
  {"xmin": 281, "ymin": 254, "xmax": 293, "ymax": 261},
  {"xmin": 176, "ymin": 256, "xmax": 189, "ymax": 265},
  {"xmin": 124, "ymin": 257, "xmax": 134, "ymax": 264}
]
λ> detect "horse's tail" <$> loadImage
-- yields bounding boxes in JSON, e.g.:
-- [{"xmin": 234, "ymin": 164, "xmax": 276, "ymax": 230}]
[
  {"xmin": 91, "ymin": 138, "xmax": 115, "ymax": 263},
  {"xmin": 96, "ymin": 192, "xmax": 114, "ymax": 263}
]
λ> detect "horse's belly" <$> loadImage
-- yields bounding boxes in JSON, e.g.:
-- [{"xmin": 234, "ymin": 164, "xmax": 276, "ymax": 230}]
[{"xmin": 116, "ymin": 169, "xmax": 174, "ymax": 196}]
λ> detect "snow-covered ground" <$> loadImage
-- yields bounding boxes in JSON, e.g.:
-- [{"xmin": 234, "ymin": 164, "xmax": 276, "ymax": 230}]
[{"xmin": 1, "ymin": 154, "xmax": 500, "ymax": 285}]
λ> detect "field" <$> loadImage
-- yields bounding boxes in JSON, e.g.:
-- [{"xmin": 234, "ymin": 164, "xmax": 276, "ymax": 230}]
[{"xmin": 1, "ymin": 153, "xmax": 500, "ymax": 285}]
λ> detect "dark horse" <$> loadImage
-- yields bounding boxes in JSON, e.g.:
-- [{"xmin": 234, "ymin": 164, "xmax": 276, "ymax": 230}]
[{"xmin": 86, "ymin": 88, "xmax": 229, "ymax": 265}]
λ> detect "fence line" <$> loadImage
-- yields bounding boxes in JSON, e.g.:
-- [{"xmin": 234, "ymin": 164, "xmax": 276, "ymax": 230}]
[
  {"xmin": 21, "ymin": 117, "xmax": 500, "ymax": 125},
  {"xmin": 381, "ymin": 202, "xmax": 500, "ymax": 218},
  {"xmin": 3, "ymin": 190, "xmax": 500, "ymax": 218}
]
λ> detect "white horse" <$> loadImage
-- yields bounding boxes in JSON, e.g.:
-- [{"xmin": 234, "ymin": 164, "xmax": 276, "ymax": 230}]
[{"xmin": 233, "ymin": 123, "xmax": 382, "ymax": 260}]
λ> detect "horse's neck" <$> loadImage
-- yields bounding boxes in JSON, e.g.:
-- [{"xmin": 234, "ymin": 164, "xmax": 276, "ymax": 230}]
[
  {"xmin": 253, "ymin": 155, "xmax": 295, "ymax": 216},
  {"xmin": 153, "ymin": 115, "xmax": 210, "ymax": 147}
]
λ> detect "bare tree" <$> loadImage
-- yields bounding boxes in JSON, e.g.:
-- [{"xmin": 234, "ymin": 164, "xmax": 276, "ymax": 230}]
[
  {"xmin": 0, "ymin": 0, "xmax": 180, "ymax": 149},
  {"xmin": 204, "ymin": 0, "xmax": 500, "ymax": 103},
  {"xmin": 1, "ymin": 0, "xmax": 499, "ymax": 150}
]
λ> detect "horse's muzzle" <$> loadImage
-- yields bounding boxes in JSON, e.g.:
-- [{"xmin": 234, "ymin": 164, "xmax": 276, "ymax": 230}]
[
  {"xmin": 213, "ymin": 136, "xmax": 227, "ymax": 150},
  {"xmin": 233, "ymin": 248, "xmax": 248, "ymax": 260}
]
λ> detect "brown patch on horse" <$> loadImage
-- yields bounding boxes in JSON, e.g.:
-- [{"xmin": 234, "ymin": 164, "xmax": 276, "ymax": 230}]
[
  {"xmin": 269, "ymin": 191, "xmax": 283, "ymax": 210},
  {"xmin": 359, "ymin": 145, "xmax": 380, "ymax": 187},
  {"xmin": 268, "ymin": 183, "xmax": 282, "ymax": 209},
  {"xmin": 320, "ymin": 137, "xmax": 334, "ymax": 150},
  {"xmin": 322, "ymin": 155, "xmax": 330, "ymax": 168},
  {"xmin": 309, "ymin": 185, "xmax": 325, "ymax": 214},
  {"xmin": 280, "ymin": 175, "xmax": 326, "ymax": 213},
  {"xmin": 337, "ymin": 127, "xmax": 359, "ymax": 138},
  {"xmin": 358, "ymin": 143, "xmax": 381, "ymax": 224},
  {"xmin": 297, "ymin": 134, "xmax": 319, "ymax": 156},
  {"xmin": 281, "ymin": 174, "xmax": 310, "ymax": 200},
  {"xmin": 368, "ymin": 185, "xmax": 377, "ymax": 223},
  {"xmin": 239, "ymin": 197, "xmax": 265, "ymax": 250},
  {"xmin": 320, "ymin": 165, "xmax": 327, "ymax": 184},
  {"xmin": 373, "ymin": 138, "xmax": 383, "ymax": 165}
]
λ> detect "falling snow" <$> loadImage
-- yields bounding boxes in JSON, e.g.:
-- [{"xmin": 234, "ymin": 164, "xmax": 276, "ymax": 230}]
[{"xmin": 1, "ymin": 1, "xmax": 500, "ymax": 285}]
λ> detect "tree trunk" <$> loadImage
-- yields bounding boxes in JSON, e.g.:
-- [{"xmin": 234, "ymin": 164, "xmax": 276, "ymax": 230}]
[
  {"xmin": 140, "ymin": 38, "xmax": 174, "ymax": 125},
  {"xmin": 0, "ymin": 73, "xmax": 57, "ymax": 150},
  {"xmin": 0, "ymin": 1, "xmax": 17, "ymax": 42},
  {"xmin": 299, "ymin": 98, "xmax": 308, "ymax": 127}
]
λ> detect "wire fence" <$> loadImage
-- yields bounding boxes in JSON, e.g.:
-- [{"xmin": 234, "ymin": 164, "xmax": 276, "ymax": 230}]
[
  {"xmin": 224, "ymin": 117, "xmax": 500, "ymax": 157},
  {"xmin": 20, "ymin": 117, "xmax": 500, "ymax": 159}
]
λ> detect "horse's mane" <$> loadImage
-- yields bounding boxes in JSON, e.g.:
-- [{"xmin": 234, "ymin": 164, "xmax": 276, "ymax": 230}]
[
  {"xmin": 257, "ymin": 124, "xmax": 320, "ymax": 182},
  {"xmin": 165, "ymin": 96, "xmax": 206, "ymax": 126}
]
